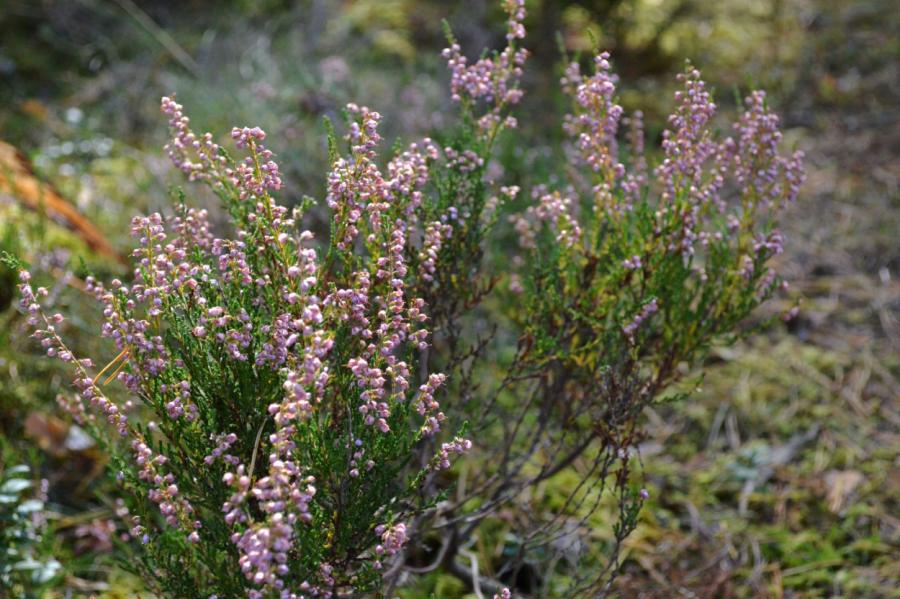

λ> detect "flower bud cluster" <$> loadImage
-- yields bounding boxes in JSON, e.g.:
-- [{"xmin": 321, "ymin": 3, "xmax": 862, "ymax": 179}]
[
  {"xmin": 563, "ymin": 52, "xmax": 625, "ymax": 212},
  {"xmin": 373, "ymin": 522, "xmax": 408, "ymax": 570},
  {"xmin": 719, "ymin": 90, "xmax": 805, "ymax": 209},
  {"xmin": 161, "ymin": 96, "xmax": 226, "ymax": 181},
  {"xmin": 433, "ymin": 437, "xmax": 473, "ymax": 471},
  {"xmin": 622, "ymin": 298, "xmax": 659, "ymax": 342},
  {"xmin": 526, "ymin": 54, "xmax": 805, "ymax": 286},
  {"xmin": 655, "ymin": 66, "xmax": 722, "ymax": 208},
  {"xmin": 204, "ymin": 433, "xmax": 240, "ymax": 466},
  {"xmin": 418, "ymin": 220, "xmax": 453, "ymax": 282},
  {"xmin": 133, "ymin": 438, "xmax": 199, "ymax": 538},
  {"xmin": 326, "ymin": 105, "xmax": 432, "ymax": 250},
  {"xmin": 230, "ymin": 126, "xmax": 283, "ymax": 200},
  {"xmin": 442, "ymin": 0, "xmax": 528, "ymax": 134}
]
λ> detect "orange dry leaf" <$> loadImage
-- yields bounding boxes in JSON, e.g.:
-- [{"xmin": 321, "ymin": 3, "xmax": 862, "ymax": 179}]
[
  {"xmin": 24, "ymin": 411, "xmax": 71, "ymax": 457},
  {"xmin": 0, "ymin": 139, "xmax": 126, "ymax": 265},
  {"xmin": 19, "ymin": 99, "xmax": 49, "ymax": 121}
]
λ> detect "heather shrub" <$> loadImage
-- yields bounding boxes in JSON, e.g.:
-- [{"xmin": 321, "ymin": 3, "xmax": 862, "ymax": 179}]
[
  {"xmin": 14, "ymin": 1, "xmax": 804, "ymax": 596},
  {"xmin": 17, "ymin": 97, "xmax": 464, "ymax": 595},
  {"xmin": 415, "ymin": 53, "xmax": 804, "ymax": 595}
]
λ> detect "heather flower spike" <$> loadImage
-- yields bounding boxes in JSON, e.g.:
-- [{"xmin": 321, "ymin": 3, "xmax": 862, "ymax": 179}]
[{"xmin": 442, "ymin": 0, "xmax": 528, "ymax": 135}]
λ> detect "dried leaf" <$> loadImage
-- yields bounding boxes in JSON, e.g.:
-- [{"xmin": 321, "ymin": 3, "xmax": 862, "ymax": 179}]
[
  {"xmin": 824, "ymin": 470, "xmax": 864, "ymax": 513},
  {"xmin": 0, "ymin": 139, "xmax": 125, "ymax": 264},
  {"xmin": 24, "ymin": 412, "xmax": 69, "ymax": 457}
]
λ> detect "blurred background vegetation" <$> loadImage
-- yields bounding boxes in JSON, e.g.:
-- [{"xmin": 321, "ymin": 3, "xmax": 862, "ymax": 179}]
[{"xmin": 1, "ymin": 0, "xmax": 897, "ymax": 596}]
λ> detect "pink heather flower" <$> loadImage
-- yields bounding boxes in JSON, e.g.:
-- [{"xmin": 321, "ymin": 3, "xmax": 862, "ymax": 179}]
[
  {"xmin": 231, "ymin": 126, "xmax": 266, "ymax": 148},
  {"xmin": 418, "ymin": 220, "xmax": 453, "ymax": 282},
  {"xmin": 326, "ymin": 105, "xmax": 432, "ymax": 250},
  {"xmin": 719, "ymin": 90, "xmax": 806, "ymax": 209},
  {"xmin": 532, "ymin": 189, "xmax": 582, "ymax": 247},
  {"xmin": 228, "ymin": 127, "xmax": 283, "ymax": 200},
  {"xmin": 509, "ymin": 212, "xmax": 536, "ymax": 250},
  {"xmin": 508, "ymin": 273, "xmax": 524, "ymax": 294},
  {"xmin": 56, "ymin": 393, "xmax": 92, "ymax": 425},
  {"xmin": 623, "ymin": 298, "xmax": 659, "ymax": 342},
  {"xmin": 563, "ymin": 52, "xmax": 625, "ymax": 212},
  {"xmin": 622, "ymin": 255, "xmax": 642, "ymax": 271},
  {"xmin": 655, "ymin": 65, "xmax": 721, "ymax": 209},
  {"xmin": 509, "ymin": 187, "xmax": 582, "ymax": 250},
  {"xmin": 375, "ymin": 522, "xmax": 408, "ymax": 558},
  {"xmin": 414, "ymin": 373, "xmax": 447, "ymax": 435},
  {"xmin": 204, "ymin": 433, "xmax": 240, "ymax": 466},
  {"xmin": 172, "ymin": 206, "xmax": 214, "ymax": 251},
  {"xmin": 442, "ymin": 0, "xmax": 528, "ymax": 134},
  {"xmin": 434, "ymin": 436, "xmax": 473, "ymax": 470},
  {"xmin": 74, "ymin": 518, "xmax": 117, "ymax": 553},
  {"xmin": 160, "ymin": 96, "xmax": 226, "ymax": 181},
  {"xmin": 133, "ymin": 438, "xmax": 196, "ymax": 533},
  {"xmin": 739, "ymin": 255, "xmax": 755, "ymax": 280}
]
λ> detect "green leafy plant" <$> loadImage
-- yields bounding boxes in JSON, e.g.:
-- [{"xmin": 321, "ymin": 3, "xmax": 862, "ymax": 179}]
[{"xmin": 0, "ymin": 464, "xmax": 61, "ymax": 597}]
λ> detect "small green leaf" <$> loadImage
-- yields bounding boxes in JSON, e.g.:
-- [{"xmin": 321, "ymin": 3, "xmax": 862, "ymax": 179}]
[
  {"xmin": 6, "ymin": 465, "xmax": 30, "ymax": 476},
  {"xmin": 0, "ymin": 479, "xmax": 31, "ymax": 494},
  {"xmin": 16, "ymin": 499, "xmax": 44, "ymax": 514}
]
